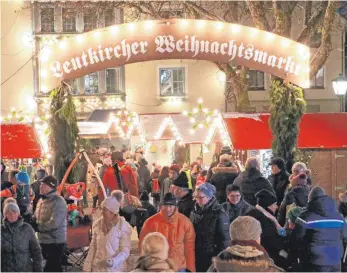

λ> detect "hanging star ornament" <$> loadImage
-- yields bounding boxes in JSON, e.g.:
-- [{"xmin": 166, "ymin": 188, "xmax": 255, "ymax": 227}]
[{"xmin": 183, "ymin": 98, "xmax": 219, "ymax": 134}]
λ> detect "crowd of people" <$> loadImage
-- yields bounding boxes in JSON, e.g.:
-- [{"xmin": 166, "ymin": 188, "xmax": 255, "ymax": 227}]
[{"xmin": 1, "ymin": 145, "xmax": 347, "ymax": 272}]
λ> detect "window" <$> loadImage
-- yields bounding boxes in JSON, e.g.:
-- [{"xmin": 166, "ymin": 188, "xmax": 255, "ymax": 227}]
[
  {"xmin": 247, "ymin": 70, "xmax": 265, "ymax": 90},
  {"xmin": 84, "ymin": 73, "xmax": 99, "ymax": 94},
  {"xmin": 310, "ymin": 67, "xmax": 324, "ymax": 88},
  {"xmin": 159, "ymin": 67, "xmax": 185, "ymax": 97},
  {"xmin": 40, "ymin": 8, "xmax": 54, "ymax": 33},
  {"xmin": 62, "ymin": 8, "xmax": 76, "ymax": 32},
  {"xmin": 84, "ymin": 11, "xmax": 97, "ymax": 32},
  {"xmin": 106, "ymin": 68, "xmax": 121, "ymax": 93},
  {"xmin": 104, "ymin": 9, "xmax": 115, "ymax": 27},
  {"xmin": 68, "ymin": 79, "xmax": 79, "ymax": 95}
]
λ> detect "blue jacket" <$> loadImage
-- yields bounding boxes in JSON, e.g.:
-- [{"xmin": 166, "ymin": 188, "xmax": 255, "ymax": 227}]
[{"xmin": 291, "ymin": 195, "xmax": 347, "ymax": 266}]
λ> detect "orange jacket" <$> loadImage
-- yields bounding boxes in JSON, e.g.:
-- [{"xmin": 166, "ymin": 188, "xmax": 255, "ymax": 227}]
[{"xmin": 139, "ymin": 210, "xmax": 196, "ymax": 272}]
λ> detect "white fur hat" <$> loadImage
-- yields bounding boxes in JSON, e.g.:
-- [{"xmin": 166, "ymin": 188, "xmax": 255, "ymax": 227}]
[
  {"xmin": 101, "ymin": 195, "xmax": 121, "ymax": 215},
  {"xmin": 141, "ymin": 232, "xmax": 169, "ymax": 260}
]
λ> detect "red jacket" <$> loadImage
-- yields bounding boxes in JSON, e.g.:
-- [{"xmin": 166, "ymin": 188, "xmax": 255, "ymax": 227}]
[{"xmin": 99, "ymin": 161, "xmax": 139, "ymax": 201}]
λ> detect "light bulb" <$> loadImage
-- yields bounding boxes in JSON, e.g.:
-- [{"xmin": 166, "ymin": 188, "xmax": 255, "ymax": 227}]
[
  {"xmin": 216, "ymin": 22, "xmax": 224, "ymax": 30},
  {"xmin": 193, "ymin": 108, "xmax": 198, "ymax": 114},
  {"xmin": 145, "ymin": 21, "xmax": 153, "ymax": 30},
  {"xmin": 198, "ymin": 123, "xmax": 204, "ymax": 129},
  {"xmin": 190, "ymin": 117, "xmax": 195, "ymax": 123},
  {"xmin": 180, "ymin": 20, "xmax": 188, "ymax": 28},
  {"xmin": 231, "ymin": 24, "xmax": 241, "ymax": 33},
  {"xmin": 197, "ymin": 98, "xmax": 203, "ymax": 104},
  {"xmin": 93, "ymin": 31, "xmax": 101, "ymax": 39},
  {"xmin": 183, "ymin": 111, "xmax": 188, "ymax": 116},
  {"xmin": 110, "ymin": 25, "xmax": 119, "ymax": 35},
  {"xmin": 76, "ymin": 35, "xmax": 84, "ymax": 43}
]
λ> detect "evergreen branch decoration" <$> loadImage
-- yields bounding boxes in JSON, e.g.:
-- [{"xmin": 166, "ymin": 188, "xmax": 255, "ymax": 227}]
[
  {"xmin": 269, "ymin": 78, "xmax": 306, "ymax": 171},
  {"xmin": 49, "ymin": 82, "xmax": 80, "ymax": 182}
]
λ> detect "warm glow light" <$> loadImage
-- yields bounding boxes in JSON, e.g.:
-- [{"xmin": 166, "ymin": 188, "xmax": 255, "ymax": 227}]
[
  {"xmin": 93, "ymin": 31, "xmax": 101, "ymax": 39},
  {"xmin": 193, "ymin": 108, "xmax": 198, "ymax": 114},
  {"xmin": 266, "ymin": 33, "xmax": 275, "ymax": 40},
  {"xmin": 190, "ymin": 129, "xmax": 195, "ymax": 134},
  {"xmin": 145, "ymin": 21, "xmax": 153, "ymax": 30},
  {"xmin": 197, "ymin": 20, "xmax": 205, "ymax": 29},
  {"xmin": 110, "ymin": 25, "xmax": 119, "ymax": 35},
  {"xmin": 190, "ymin": 117, "xmax": 196, "ymax": 123},
  {"xmin": 59, "ymin": 40, "xmax": 67, "ymax": 50},
  {"xmin": 216, "ymin": 22, "xmax": 224, "ymax": 30},
  {"xmin": 22, "ymin": 32, "xmax": 33, "ymax": 47},
  {"xmin": 198, "ymin": 123, "xmax": 204, "ymax": 129},
  {"xmin": 40, "ymin": 47, "xmax": 51, "ymax": 62},
  {"xmin": 128, "ymin": 23, "xmax": 135, "ymax": 31},
  {"xmin": 231, "ymin": 24, "xmax": 241, "ymax": 33},
  {"xmin": 41, "ymin": 69, "xmax": 48, "ymax": 78},
  {"xmin": 180, "ymin": 20, "xmax": 189, "ymax": 27},
  {"xmin": 298, "ymin": 45, "xmax": 310, "ymax": 60},
  {"xmin": 281, "ymin": 39, "xmax": 291, "ymax": 47},
  {"xmin": 250, "ymin": 28, "xmax": 259, "ymax": 37},
  {"xmin": 76, "ymin": 35, "xmax": 84, "ymax": 43},
  {"xmin": 41, "ymin": 84, "xmax": 49, "ymax": 93},
  {"xmin": 183, "ymin": 111, "xmax": 188, "ymax": 116},
  {"xmin": 198, "ymin": 98, "xmax": 203, "ymax": 104},
  {"xmin": 217, "ymin": 71, "xmax": 226, "ymax": 82}
]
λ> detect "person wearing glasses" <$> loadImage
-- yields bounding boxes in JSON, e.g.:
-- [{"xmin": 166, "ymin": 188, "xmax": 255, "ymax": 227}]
[
  {"xmin": 190, "ymin": 183, "xmax": 230, "ymax": 272},
  {"xmin": 222, "ymin": 184, "xmax": 253, "ymax": 224}
]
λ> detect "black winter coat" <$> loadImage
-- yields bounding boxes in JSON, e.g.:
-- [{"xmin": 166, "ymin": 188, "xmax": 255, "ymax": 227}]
[
  {"xmin": 338, "ymin": 202, "xmax": 347, "ymax": 218},
  {"xmin": 210, "ymin": 165, "xmax": 239, "ymax": 204},
  {"xmin": 247, "ymin": 206, "xmax": 285, "ymax": 266},
  {"xmin": 222, "ymin": 198, "xmax": 253, "ymax": 224},
  {"xmin": 190, "ymin": 197, "xmax": 230, "ymax": 272},
  {"xmin": 234, "ymin": 168, "xmax": 275, "ymax": 206},
  {"xmin": 1, "ymin": 218, "xmax": 43, "ymax": 272},
  {"xmin": 268, "ymin": 170, "xmax": 290, "ymax": 206},
  {"xmin": 177, "ymin": 190, "xmax": 194, "ymax": 218},
  {"xmin": 277, "ymin": 184, "xmax": 309, "ymax": 226},
  {"xmin": 290, "ymin": 195, "xmax": 347, "ymax": 267}
]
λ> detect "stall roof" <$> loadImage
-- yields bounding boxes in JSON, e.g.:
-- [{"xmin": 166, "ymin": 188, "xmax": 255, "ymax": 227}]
[
  {"xmin": 224, "ymin": 113, "xmax": 347, "ymax": 150},
  {"xmin": 1, "ymin": 124, "xmax": 43, "ymax": 159}
]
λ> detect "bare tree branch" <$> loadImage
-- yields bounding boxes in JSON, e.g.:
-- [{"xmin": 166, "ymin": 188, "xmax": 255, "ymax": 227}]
[
  {"xmin": 310, "ymin": 0, "xmax": 339, "ymax": 79},
  {"xmin": 246, "ymin": 1, "xmax": 271, "ymax": 31},
  {"xmin": 297, "ymin": 1, "xmax": 328, "ymax": 44},
  {"xmin": 305, "ymin": 1, "xmax": 312, "ymax": 25},
  {"xmin": 184, "ymin": 1, "xmax": 224, "ymax": 21}
]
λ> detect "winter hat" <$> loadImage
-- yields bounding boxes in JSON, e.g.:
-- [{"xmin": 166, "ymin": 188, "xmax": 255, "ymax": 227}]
[
  {"xmin": 15, "ymin": 170, "xmax": 30, "ymax": 185},
  {"xmin": 3, "ymin": 202, "xmax": 20, "ymax": 215},
  {"xmin": 102, "ymin": 194, "xmax": 121, "ymax": 215},
  {"xmin": 255, "ymin": 189, "xmax": 277, "ymax": 208},
  {"xmin": 140, "ymin": 190, "xmax": 150, "ymax": 202},
  {"xmin": 169, "ymin": 164, "xmax": 180, "ymax": 174},
  {"xmin": 110, "ymin": 190, "xmax": 124, "ymax": 204},
  {"xmin": 3, "ymin": 197, "xmax": 17, "ymax": 207},
  {"xmin": 219, "ymin": 154, "xmax": 233, "ymax": 166},
  {"xmin": 287, "ymin": 207, "xmax": 304, "ymax": 224},
  {"xmin": 141, "ymin": 232, "xmax": 169, "ymax": 260},
  {"xmin": 111, "ymin": 151, "xmax": 123, "ymax": 162},
  {"xmin": 229, "ymin": 216, "xmax": 262, "ymax": 241},
  {"xmin": 161, "ymin": 193, "xmax": 177, "ymax": 206},
  {"xmin": 220, "ymin": 146, "xmax": 232, "ymax": 155},
  {"xmin": 173, "ymin": 172, "xmax": 189, "ymax": 189},
  {"xmin": 309, "ymin": 186, "xmax": 325, "ymax": 202},
  {"xmin": 270, "ymin": 158, "xmax": 286, "ymax": 171},
  {"xmin": 41, "ymin": 175, "xmax": 58, "ymax": 189},
  {"xmin": 196, "ymin": 183, "xmax": 216, "ymax": 198}
]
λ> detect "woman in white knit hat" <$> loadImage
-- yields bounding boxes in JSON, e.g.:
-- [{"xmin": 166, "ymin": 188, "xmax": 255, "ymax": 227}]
[{"xmin": 83, "ymin": 191, "xmax": 132, "ymax": 272}]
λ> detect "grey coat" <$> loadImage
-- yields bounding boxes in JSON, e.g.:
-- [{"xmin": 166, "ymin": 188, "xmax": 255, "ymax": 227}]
[
  {"xmin": 160, "ymin": 177, "xmax": 173, "ymax": 201},
  {"xmin": 35, "ymin": 190, "xmax": 67, "ymax": 244},
  {"xmin": 1, "ymin": 218, "xmax": 43, "ymax": 272}
]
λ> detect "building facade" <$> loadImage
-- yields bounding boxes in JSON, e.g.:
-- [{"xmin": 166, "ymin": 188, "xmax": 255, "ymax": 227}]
[{"xmin": 1, "ymin": 1, "xmax": 344, "ymax": 118}]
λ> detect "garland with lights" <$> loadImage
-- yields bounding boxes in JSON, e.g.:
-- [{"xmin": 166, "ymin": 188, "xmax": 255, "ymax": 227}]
[{"xmin": 183, "ymin": 98, "xmax": 219, "ymax": 134}]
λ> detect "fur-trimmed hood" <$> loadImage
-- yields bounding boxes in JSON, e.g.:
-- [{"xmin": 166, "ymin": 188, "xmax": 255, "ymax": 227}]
[
  {"xmin": 212, "ymin": 165, "xmax": 238, "ymax": 174},
  {"xmin": 132, "ymin": 256, "xmax": 177, "ymax": 272},
  {"xmin": 212, "ymin": 241, "xmax": 283, "ymax": 272}
]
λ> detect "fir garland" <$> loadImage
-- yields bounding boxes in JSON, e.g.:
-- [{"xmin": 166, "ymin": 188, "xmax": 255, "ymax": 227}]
[
  {"xmin": 49, "ymin": 82, "xmax": 80, "ymax": 182},
  {"xmin": 269, "ymin": 78, "xmax": 306, "ymax": 171}
]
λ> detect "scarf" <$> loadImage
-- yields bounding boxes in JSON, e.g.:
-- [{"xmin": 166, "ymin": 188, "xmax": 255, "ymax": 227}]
[
  {"xmin": 255, "ymin": 204, "xmax": 282, "ymax": 230},
  {"xmin": 227, "ymin": 240, "xmax": 268, "ymax": 258}
]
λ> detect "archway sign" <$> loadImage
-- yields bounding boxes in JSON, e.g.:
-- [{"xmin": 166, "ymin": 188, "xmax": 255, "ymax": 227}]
[{"xmin": 39, "ymin": 19, "xmax": 310, "ymax": 93}]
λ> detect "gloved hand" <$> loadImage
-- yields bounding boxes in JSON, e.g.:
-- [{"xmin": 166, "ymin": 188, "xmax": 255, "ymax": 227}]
[{"xmin": 96, "ymin": 259, "xmax": 114, "ymax": 268}]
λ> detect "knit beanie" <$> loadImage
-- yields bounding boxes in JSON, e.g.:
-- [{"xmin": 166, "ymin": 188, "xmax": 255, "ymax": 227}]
[
  {"xmin": 140, "ymin": 190, "xmax": 149, "ymax": 201},
  {"xmin": 196, "ymin": 183, "xmax": 216, "ymax": 198},
  {"xmin": 287, "ymin": 207, "xmax": 304, "ymax": 223},
  {"xmin": 15, "ymin": 170, "xmax": 30, "ymax": 185},
  {"xmin": 173, "ymin": 172, "xmax": 189, "ymax": 189},
  {"xmin": 3, "ymin": 202, "xmax": 20, "ymax": 215},
  {"xmin": 102, "ymin": 195, "xmax": 121, "ymax": 214},
  {"xmin": 169, "ymin": 164, "xmax": 180, "ymax": 174},
  {"xmin": 141, "ymin": 232, "xmax": 169, "ymax": 260},
  {"xmin": 230, "ymin": 216, "xmax": 262, "ymax": 241},
  {"xmin": 111, "ymin": 190, "xmax": 124, "ymax": 204},
  {"xmin": 255, "ymin": 189, "xmax": 277, "ymax": 208},
  {"xmin": 220, "ymin": 146, "xmax": 232, "ymax": 155},
  {"xmin": 309, "ymin": 186, "xmax": 325, "ymax": 202}
]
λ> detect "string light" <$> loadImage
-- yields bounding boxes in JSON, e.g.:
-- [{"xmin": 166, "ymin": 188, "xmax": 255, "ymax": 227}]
[
  {"xmin": 145, "ymin": 21, "xmax": 153, "ymax": 30},
  {"xmin": 231, "ymin": 24, "xmax": 241, "ymax": 33},
  {"xmin": 110, "ymin": 25, "xmax": 119, "ymax": 35},
  {"xmin": 154, "ymin": 116, "xmax": 183, "ymax": 142}
]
